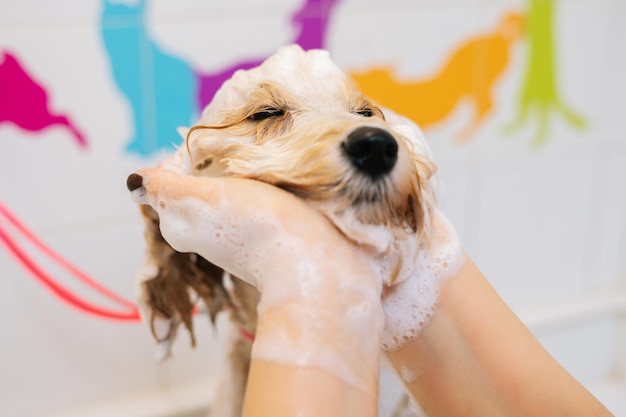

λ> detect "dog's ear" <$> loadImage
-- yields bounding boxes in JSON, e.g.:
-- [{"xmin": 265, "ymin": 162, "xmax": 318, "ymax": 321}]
[
  {"xmin": 138, "ymin": 205, "xmax": 232, "ymax": 349},
  {"xmin": 381, "ymin": 108, "xmax": 439, "ymax": 242},
  {"xmin": 382, "ymin": 108, "xmax": 433, "ymax": 157},
  {"xmin": 413, "ymin": 152, "xmax": 437, "ymax": 184},
  {"xmin": 411, "ymin": 152, "xmax": 437, "ymax": 237}
]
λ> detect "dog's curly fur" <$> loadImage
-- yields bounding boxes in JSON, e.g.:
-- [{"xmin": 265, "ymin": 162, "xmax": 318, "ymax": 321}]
[{"xmin": 133, "ymin": 45, "xmax": 437, "ymax": 417}]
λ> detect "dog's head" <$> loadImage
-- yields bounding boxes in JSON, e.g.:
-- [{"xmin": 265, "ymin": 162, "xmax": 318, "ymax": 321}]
[{"xmin": 173, "ymin": 45, "xmax": 437, "ymax": 285}]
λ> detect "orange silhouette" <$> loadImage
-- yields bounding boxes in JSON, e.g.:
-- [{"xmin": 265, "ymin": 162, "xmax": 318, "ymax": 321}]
[{"xmin": 350, "ymin": 12, "xmax": 524, "ymax": 142}]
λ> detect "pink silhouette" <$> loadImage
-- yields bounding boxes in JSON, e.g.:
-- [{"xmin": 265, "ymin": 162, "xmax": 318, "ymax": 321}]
[{"xmin": 0, "ymin": 52, "xmax": 87, "ymax": 147}]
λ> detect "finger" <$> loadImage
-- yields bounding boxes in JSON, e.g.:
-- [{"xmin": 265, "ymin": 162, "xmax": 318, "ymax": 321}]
[
  {"xmin": 127, "ymin": 169, "xmax": 234, "ymax": 270},
  {"xmin": 126, "ymin": 170, "xmax": 281, "ymax": 285},
  {"xmin": 127, "ymin": 168, "xmax": 223, "ymax": 207},
  {"xmin": 126, "ymin": 171, "xmax": 148, "ymax": 204}
]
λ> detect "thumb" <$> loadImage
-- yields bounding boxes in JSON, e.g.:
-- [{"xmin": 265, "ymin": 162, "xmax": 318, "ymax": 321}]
[
  {"xmin": 127, "ymin": 168, "xmax": 223, "ymax": 208},
  {"xmin": 126, "ymin": 169, "xmax": 309, "ymax": 287},
  {"xmin": 127, "ymin": 169, "xmax": 256, "ymax": 282}
]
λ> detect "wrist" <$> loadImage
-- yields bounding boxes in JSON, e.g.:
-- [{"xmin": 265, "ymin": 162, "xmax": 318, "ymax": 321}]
[{"xmin": 251, "ymin": 249, "xmax": 383, "ymax": 395}]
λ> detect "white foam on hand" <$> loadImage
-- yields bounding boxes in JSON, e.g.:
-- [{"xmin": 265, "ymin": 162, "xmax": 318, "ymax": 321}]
[
  {"xmin": 131, "ymin": 169, "xmax": 384, "ymax": 394},
  {"xmin": 380, "ymin": 210, "xmax": 465, "ymax": 351}
]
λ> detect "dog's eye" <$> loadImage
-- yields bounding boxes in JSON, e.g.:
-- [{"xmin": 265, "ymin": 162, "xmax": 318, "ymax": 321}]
[
  {"xmin": 249, "ymin": 109, "xmax": 285, "ymax": 121},
  {"xmin": 356, "ymin": 109, "xmax": 374, "ymax": 118}
]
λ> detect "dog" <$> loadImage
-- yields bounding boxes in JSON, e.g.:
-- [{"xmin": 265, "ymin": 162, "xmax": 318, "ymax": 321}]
[
  {"xmin": 131, "ymin": 44, "xmax": 438, "ymax": 417},
  {"xmin": 350, "ymin": 12, "xmax": 524, "ymax": 142}
]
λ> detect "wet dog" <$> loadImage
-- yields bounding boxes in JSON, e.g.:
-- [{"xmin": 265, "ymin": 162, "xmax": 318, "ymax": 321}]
[{"xmin": 130, "ymin": 45, "xmax": 437, "ymax": 417}]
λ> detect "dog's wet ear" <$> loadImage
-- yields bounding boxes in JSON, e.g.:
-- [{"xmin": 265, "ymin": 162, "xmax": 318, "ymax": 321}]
[
  {"xmin": 138, "ymin": 203, "xmax": 234, "ymax": 348},
  {"xmin": 408, "ymin": 154, "xmax": 437, "ymax": 246},
  {"xmin": 380, "ymin": 107, "xmax": 438, "ymax": 240},
  {"xmin": 414, "ymin": 153, "xmax": 437, "ymax": 182}
]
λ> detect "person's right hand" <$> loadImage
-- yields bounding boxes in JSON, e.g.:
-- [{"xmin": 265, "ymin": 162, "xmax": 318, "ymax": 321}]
[
  {"xmin": 127, "ymin": 167, "xmax": 377, "ymax": 289},
  {"xmin": 127, "ymin": 168, "xmax": 384, "ymax": 394}
]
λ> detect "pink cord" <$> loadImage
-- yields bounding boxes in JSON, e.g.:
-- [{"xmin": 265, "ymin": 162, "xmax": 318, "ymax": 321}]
[
  {"xmin": 239, "ymin": 328, "xmax": 256, "ymax": 342},
  {"xmin": 0, "ymin": 202, "xmax": 136, "ymax": 309},
  {"xmin": 0, "ymin": 201, "xmax": 140, "ymax": 321},
  {"xmin": 0, "ymin": 200, "xmax": 256, "ymax": 339}
]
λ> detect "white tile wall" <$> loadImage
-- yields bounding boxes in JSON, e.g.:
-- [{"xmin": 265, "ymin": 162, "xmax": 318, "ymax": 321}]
[{"xmin": 1, "ymin": 0, "xmax": 624, "ymax": 416}]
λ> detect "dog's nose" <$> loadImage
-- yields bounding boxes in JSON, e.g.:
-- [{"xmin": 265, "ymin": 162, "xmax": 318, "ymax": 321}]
[{"xmin": 342, "ymin": 127, "xmax": 398, "ymax": 179}]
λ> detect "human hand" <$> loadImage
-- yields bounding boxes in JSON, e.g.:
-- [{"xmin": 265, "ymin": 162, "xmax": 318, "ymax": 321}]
[
  {"xmin": 126, "ymin": 165, "xmax": 465, "ymax": 384},
  {"xmin": 127, "ymin": 168, "xmax": 376, "ymax": 288},
  {"xmin": 127, "ymin": 168, "xmax": 384, "ymax": 394},
  {"xmin": 380, "ymin": 209, "xmax": 466, "ymax": 351}
]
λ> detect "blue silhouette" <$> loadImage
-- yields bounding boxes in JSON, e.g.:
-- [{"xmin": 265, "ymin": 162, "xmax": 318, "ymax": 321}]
[
  {"xmin": 100, "ymin": 0, "xmax": 338, "ymax": 157},
  {"xmin": 100, "ymin": 0, "xmax": 196, "ymax": 155}
]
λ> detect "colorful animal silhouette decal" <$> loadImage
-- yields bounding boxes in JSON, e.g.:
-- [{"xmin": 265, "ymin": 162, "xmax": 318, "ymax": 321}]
[
  {"xmin": 2, "ymin": 0, "xmax": 586, "ymax": 155},
  {"xmin": 101, "ymin": 0, "xmax": 339, "ymax": 157},
  {"xmin": 0, "ymin": 52, "xmax": 87, "ymax": 147},
  {"xmin": 350, "ymin": 13, "xmax": 525, "ymax": 143},
  {"xmin": 196, "ymin": 0, "xmax": 339, "ymax": 109},
  {"xmin": 101, "ymin": 0, "xmax": 197, "ymax": 156},
  {"xmin": 504, "ymin": 0, "xmax": 586, "ymax": 146},
  {"xmin": 1, "ymin": 0, "xmax": 342, "ymax": 318}
]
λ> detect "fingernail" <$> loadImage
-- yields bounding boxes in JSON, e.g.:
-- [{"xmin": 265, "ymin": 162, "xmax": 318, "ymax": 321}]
[{"xmin": 127, "ymin": 173, "xmax": 144, "ymax": 192}]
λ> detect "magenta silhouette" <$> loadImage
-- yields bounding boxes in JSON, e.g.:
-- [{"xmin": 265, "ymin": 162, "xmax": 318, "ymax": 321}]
[
  {"xmin": 0, "ymin": 52, "xmax": 87, "ymax": 147},
  {"xmin": 196, "ymin": 0, "xmax": 340, "ymax": 109}
]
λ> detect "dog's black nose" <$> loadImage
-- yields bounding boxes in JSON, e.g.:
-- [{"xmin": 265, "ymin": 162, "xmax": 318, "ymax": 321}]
[{"xmin": 342, "ymin": 127, "xmax": 398, "ymax": 179}]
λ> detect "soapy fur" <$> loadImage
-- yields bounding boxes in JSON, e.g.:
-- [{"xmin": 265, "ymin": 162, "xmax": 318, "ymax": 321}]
[{"xmin": 129, "ymin": 45, "xmax": 464, "ymax": 416}]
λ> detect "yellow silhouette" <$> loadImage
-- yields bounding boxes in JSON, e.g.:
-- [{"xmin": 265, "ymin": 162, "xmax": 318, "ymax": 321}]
[
  {"xmin": 350, "ymin": 12, "xmax": 524, "ymax": 142},
  {"xmin": 504, "ymin": 0, "xmax": 586, "ymax": 146}
]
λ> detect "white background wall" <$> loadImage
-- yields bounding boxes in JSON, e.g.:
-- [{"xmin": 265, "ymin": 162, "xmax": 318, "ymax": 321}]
[{"xmin": 1, "ymin": 1, "xmax": 624, "ymax": 416}]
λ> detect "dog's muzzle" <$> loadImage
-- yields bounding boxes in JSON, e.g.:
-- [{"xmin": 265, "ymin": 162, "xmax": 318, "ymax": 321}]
[{"xmin": 342, "ymin": 127, "xmax": 398, "ymax": 180}]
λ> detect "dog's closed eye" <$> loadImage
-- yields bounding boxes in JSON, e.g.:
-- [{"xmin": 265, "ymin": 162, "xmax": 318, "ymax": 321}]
[
  {"xmin": 356, "ymin": 108, "xmax": 374, "ymax": 118},
  {"xmin": 354, "ymin": 104, "xmax": 385, "ymax": 120},
  {"xmin": 248, "ymin": 109, "xmax": 285, "ymax": 121}
]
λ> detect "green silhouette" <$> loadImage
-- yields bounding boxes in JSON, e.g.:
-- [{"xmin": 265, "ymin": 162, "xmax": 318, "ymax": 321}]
[{"xmin": 505, "ymin": 0, "xmax": 585, "ymax": 146}]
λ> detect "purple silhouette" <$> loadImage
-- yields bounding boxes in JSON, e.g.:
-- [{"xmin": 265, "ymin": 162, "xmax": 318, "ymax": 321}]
[
  {"xmin": 0, "ymin": 52, "xmax": 87, "ymax": 147},
  {"xmin": 292, "ymin": 0, "xmax": 339, "ymax": 50},
  {"xmin": 195, "ymin": 0, "xmax": 340, "ymax": 109}
]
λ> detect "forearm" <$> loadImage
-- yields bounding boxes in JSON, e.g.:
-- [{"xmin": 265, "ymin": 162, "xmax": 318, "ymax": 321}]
[
  {"xmin": 243, "ymin": 356, "xmax": 377, "ymax": 417},
  {"xmin": 240, "ymin": 306, "xmax": 382, "ymax": 417},
  {"xmin": 386, "ymin": 257, "xmax": 613, "ymax": 417},
  {"xmin": 131, "ymin": 170, "xmax": 383, "ymax": 415},
  {"xmin": 241, "ymin": 238, "xmax": 383, "ymax": 416}
]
